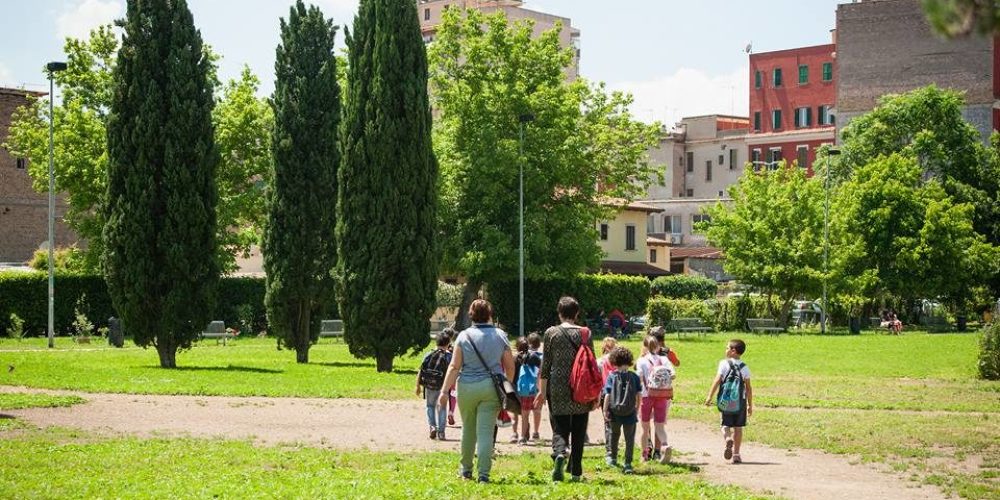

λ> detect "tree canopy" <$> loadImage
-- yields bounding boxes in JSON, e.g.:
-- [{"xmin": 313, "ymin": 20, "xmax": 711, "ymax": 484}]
[
  {"xmin": 428, "ymin": 8, "xmax": 661, "ymax": 328},
  {"xmin": 922, "ymin": 0, "xmax": 1000, "ymax": 37}
]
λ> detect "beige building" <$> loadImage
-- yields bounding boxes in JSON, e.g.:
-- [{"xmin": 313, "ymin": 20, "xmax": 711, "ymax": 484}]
[
  {"xmin": 417, "ymin": 0, "xmax": 581, "ymax": 79},
  {"xmin": 643, "ymin": 114, "xmax": 749, "ymax": 248},
  {"xmin": 0, "ymin": 88, "xmax": 77, "ymax": 263},
  {"xmin": 597, "ymin": 200, "xmax": 670, "ymax": 277}
]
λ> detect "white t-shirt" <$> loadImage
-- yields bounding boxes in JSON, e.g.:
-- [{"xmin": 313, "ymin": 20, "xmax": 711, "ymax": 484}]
[
  {"xmin": 637, "ymin": 354, "xmax": 674, "ymax": 398},
  {"xmin": 717, "ymin": 359, "xmax": 751, "ymax": 398}
]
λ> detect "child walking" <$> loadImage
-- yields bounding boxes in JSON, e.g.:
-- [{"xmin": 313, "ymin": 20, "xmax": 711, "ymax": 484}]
[
  {"xmin": 416, "ymin": 331, "xmax": 453, "ymax": 440},
  {"xmin": 527, "ymin": 332, "xmax": 544, "ymax": 441},
  {"xmin": 597, "ymin": 337, "xmax": 618, "ymax": 463},
  {"xmin": 602, "ymin": 346, "xmax": 641, "ymax": 474},
  {"xmin": 704, "ymin": 338, "xmax": 753, "ymax": 464},
  {"xmin": 637, "ymin": 335, "xmax": 675, "ymax": 464},
  {"xmin": 514, "ymin": 336, "xmax": 542, "ymax": 444}
]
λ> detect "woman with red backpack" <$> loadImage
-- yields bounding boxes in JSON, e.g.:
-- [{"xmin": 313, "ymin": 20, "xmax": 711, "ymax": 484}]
[{"xmin": 534, "ymin": 296, "xmax": 601, "ymax": 482}]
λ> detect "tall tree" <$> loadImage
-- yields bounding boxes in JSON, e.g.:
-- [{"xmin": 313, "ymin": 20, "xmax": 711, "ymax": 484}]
[
  {"xmin": 338, "ymin": 0, "xmax": 438, "ymax": 372},
  {"xmin": 702, "ymin": 165, "xmax": 826, "ymax": 327},
  {"xmin": 429, "ymin": 9, "xmax": 661, "ymax": 328},
  {"xmin": 264, "ymin": 1, "xmax": 340, "ymax": 364},
  {"xmin": 104, "ymin": 0, "xmax": 219, "ymax": 368}
]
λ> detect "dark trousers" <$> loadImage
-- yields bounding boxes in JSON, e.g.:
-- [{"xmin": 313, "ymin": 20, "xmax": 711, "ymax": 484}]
[
  {"xmin": 609, "ymin": 421, "xmax": 636, "ymax": 466},
  {"xmin": 550, "ymin": 412, "xmax": 589, "ymax": 477}
]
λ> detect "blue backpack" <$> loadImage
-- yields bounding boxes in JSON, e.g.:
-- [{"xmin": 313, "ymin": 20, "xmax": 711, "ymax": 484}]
[
  {"xmin": 516, "ymin": 362, "xmax": 539, "ymax": 397},
  {"xmin": 717, "ymin": 360, "xmax": 745, "ymax": 414}
]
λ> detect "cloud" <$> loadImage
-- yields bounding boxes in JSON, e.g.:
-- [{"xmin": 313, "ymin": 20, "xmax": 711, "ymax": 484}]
[
  {"xmin": 609, "ymin": 66, "xmax": 749, "ymax": 127},
  {"xmin": 56, "ymin": 0, "xmax": 122, "ymax": 41}
]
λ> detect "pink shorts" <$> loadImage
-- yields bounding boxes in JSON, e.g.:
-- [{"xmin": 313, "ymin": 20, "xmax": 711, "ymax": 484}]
[{"xmin": 640, "ymin": 396, "xmax": 671, "ymax": 423}]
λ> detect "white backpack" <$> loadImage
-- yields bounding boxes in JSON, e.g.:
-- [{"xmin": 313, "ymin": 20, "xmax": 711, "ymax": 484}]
[{"xmin": 646, "ymin": 355, "xmax": 674, "ymax": 399}]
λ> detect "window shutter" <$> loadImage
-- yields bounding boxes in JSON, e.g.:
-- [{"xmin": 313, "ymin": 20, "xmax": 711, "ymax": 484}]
[
  {"xmin": 806, "ymin": 107, "xmax": 812, "ymax": 126},
  {"xmin": 794, "ymin": 108, "xmax": 801, "ymax": 128}
]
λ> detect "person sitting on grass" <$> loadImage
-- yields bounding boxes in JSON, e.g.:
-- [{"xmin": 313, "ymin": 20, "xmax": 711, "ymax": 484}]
[
  {"xmin": 602, "ymin": 346, "xmax": 641, "ymax": 474},
  {"xmin": 704, "ymin": 338, "xmax": 753, "ymax": 464}
]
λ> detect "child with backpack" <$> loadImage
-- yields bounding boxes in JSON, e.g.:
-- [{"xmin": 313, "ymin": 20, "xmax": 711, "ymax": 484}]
[
  {"xmin": 513, "ymin": 336, "xmax": 542, "ymax": 444},
  {"xmin": 526, "ymin": 332, "xmax": 544, "ymax": 441},
  {"xmin": 704, "ymin": 339, "xmax": 753, "ymax": 464},
  {"xmin": 637, "ymin": 335, "xmax": 675, "ymax": 464},
  {"xmin": 416, "ymin": 331, "xmax": 453, "ymax": 440},
  {"xmin": 597, "ymin": 337, "xmax": 617, "ymax": 463},
  {"xmin": 602, "ymin": 346, "xmax": 641, "ymax": 474}
]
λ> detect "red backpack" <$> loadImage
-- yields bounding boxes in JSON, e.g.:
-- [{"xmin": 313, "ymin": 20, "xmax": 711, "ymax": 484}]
[{"xmin": 568, "ymin": 327, "xmax": 603, "ymax": 405}]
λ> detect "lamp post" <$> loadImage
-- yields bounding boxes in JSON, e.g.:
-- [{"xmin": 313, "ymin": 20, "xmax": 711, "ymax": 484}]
[
  {"xmin": 517, "ymin": 113, "xmax": 534, "ymax": 338},
  {"xmin": 822, "ymin": 147, "xmax": 841, "ymax": 335},
  {"xmin": 46, "ymin": 61, "xmax": 67, "ymax": 349}
]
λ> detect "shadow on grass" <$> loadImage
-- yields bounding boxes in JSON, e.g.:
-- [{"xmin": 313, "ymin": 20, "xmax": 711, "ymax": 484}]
[
  {"xmin": 0, "ymin": 414, "xmax": 15, "ymax": 419},
  {"xmin": 149, "ymin": 365, "xmax": 284, "ymax": 374},
  {"xmin": 315, "ymin": 361, "xmax": 417, "ymax": 375}
]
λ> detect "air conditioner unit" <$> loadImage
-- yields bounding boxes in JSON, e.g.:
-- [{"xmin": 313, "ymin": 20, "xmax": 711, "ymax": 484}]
[{"xmin": 670, "ymin": 233, "xmax": 683, "ymax": 245}]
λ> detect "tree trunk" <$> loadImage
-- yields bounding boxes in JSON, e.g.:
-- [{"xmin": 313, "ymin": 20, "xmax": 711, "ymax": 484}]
[
  {"xmin": 376, "ymin": 352, "xmax": 394, "ymax": 372},
  {"xmin": 295, "ymin": 302, "xmax": 311, "ymax": 364},
  {"xmin": 455, "ymin": 280, "xmax": 482, "ymax": 330},
  {"xmin": 156, "ymin": 341, "xmax": 177, "ymax": 368},
  {"xmin": 778, "ymin": 297, "xmax": 794, "ymax": 329}
]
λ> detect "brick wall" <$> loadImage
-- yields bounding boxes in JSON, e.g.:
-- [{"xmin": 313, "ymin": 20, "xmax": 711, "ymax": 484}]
[{"xmin": 0, "ymin": 89, "xmax": 78, "ymax": 263}]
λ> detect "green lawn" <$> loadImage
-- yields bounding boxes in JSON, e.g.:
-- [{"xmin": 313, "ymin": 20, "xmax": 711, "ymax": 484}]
[
  {"xmin": 0, "ymin": 392, "xmax": 85, "ymax": 410},
  {"xmin": 1, "ymin": 332, "xmax": 997, "ymax": 497},
  {"xmin": 0, "ymin": 426, "xmax": 767, "ymax": 499}
]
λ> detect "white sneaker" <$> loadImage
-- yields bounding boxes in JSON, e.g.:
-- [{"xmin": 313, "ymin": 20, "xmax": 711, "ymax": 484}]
[{"xmin": 659, "ymin": 445, "xmax": 672, "ymax": 464}]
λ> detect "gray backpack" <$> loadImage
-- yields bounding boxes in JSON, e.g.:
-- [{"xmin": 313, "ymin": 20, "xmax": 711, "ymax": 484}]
[{"xmin": 609, "ymin": 372, "xmax": 638, "ymax": 417}]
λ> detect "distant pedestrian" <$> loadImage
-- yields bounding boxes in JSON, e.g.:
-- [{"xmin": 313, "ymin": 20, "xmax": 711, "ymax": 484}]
[
  {"xmin": 513, "ymin": 336, "xmax": 542, "ymax": 444},
  {"xmin": 704, "ymin": 338, "xmax": 753, "ymax": 464},
  {"xmin": 417, "ymin": 330, "xmax": 453, "ymax": 440}
]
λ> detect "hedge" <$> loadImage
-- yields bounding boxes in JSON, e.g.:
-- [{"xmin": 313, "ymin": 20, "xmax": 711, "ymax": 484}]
[
  {"xmin": 489, "ymin": 274, "xmax": 651, "ymax": 335},
  {"xmin": 646, "ymin": 294, "xmax": 785, "ymax": 332},
  {"xmin": 0, "ymin": 272, "xmax": 275, "ymax": 338},
  {"xmin": 651, "ymin": 275, "xmax": 718, "ymax": 299}
]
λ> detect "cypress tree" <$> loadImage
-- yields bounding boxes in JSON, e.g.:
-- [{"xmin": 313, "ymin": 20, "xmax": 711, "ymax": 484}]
[
  {"xmin": 263, "ymin": 1, "xmax": 340, "ymax": 364},
  {"xmin": 338, "ymin": 0, "xmax": 438, "ymax": 372},
  {"xmin": 104, "ymin": 0, "xmax": 218, "ymax": 368}
]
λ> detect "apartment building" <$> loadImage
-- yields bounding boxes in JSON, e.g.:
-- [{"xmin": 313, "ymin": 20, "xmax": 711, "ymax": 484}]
[
  {"xmin": 597, "ymin": 200, "xmax": 670, "ymax": 278},
  {"xmin": 417, "ymin": 0, "xmax": 581, "ymax": 79},
  {"xmin": 747, "ymin": 42, "xmax": 837, "ymax": 171},
  {"xmin": 0, "ymin": 88, "xmax": 77, "ymax": 263},
  {"xmin": 643, "ymin": 114, "xmax": 749, "ymax": 248},
  {"xmin": 836, "ymin": 0, "xmax": 999, "ymax": 139}
]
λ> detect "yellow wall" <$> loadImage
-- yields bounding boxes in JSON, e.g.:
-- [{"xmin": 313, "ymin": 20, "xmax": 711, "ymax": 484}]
[
  {"xmin": 648, "ymin": 244, "xmax": 670, "ymax": 271},
  {"xmin": 598, "ymin": 209, "xmax": 649, "ymax": 262}
]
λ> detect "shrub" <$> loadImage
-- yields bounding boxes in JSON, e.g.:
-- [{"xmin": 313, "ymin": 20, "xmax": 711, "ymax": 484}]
[
  {"xmin": 489, "ymin": 274, "xmax": 651, "ymax": 333},
  {"xmin": 28, "ymin": 247, "xmax": 89, "ymax": 273},
  {"xmin": 979, "ymin": 322, "xmax": 1000, "ymax": 380},
  {"xmin": 71, "ymin": 295, "xmax": 95, "ymax": 339},
  {"xmin": 436, "ymin": 281, "xmax": 464, "ymax": 308},
  {"xmin": 646, "ymin": 297, "xmax": 714, "ymax": 328},
  {"xmin": 651, "ymin": 275, "xmax": 718, "ymax": 299},
  {"xmin": 6, "ymin": 313, "xmax": 24, "ymax": 341},
  {"xmin": 714, "ymin": 294, "xmax": 783, "ymax": 331}
]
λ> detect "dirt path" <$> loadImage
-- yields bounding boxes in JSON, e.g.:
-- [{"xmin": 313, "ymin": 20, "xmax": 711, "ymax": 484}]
[{"xmin": 1, "ymin": 386, "xmax": 945, "ymax": 500}]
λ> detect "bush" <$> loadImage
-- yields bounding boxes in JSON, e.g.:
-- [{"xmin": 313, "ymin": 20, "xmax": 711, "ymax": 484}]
[
  {"xmin": 979, "ymin": 322, "xmax": 1000, "ymax": 380},
  {"xmin": 489, "ymin": 274, "xmax": 650, "ymax": 334},
  {"xmin": 28, "ymin": 247, "xmax": 90, "ymax": 273},
  {"xmin": 714, "ymin": 294, "xmax": 783, "ymax": 331},
  {"xmin": 6, "ymin": 313, "xmax": 24, "ymax": 341},
  {"xmin": 436, "ymin": 281, "xmax": 464, "ymax": 308},
  {"xmin": 646, "ymin": 297, "xmax": 714, "ymax": 328},
  {"xmin": 651, "ymin": 275, "xmax": 718, "ymax": 299}
]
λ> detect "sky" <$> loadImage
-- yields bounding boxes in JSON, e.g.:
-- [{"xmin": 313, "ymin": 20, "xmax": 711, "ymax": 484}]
[{"xmin": 1, "ymin": 0, "xmax": 843, "ymax": 126}]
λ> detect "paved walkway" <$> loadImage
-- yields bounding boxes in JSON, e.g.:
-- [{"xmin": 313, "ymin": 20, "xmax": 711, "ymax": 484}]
[{"xmin": 1, "ymin": 386, "xmax": 945, "ymax": 500}]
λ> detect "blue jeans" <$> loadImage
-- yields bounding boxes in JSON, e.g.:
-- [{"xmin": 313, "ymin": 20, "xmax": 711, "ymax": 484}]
[{"xmin": 425, "ymin": 388, "xmax": 447, "ymax": 433}]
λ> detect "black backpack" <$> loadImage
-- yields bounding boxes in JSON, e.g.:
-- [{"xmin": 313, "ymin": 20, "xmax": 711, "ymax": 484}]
[
  {"xmin": 419, "ymin": 349, "xmax": 449, "ymax": 390},
  {"xmin": 609, "ymin": 372, "xmax": 638, "ymax": 417}
]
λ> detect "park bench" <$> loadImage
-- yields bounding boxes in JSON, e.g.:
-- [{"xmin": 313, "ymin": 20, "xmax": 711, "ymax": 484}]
[
  {"xmin": 924, "ymin": 316, "xmax": 952, "ymax": 333},
  {"xmin": 668, "ymin": 317, "xmax": 713, "ymax": 338},
  {"xmin": 747, "ymin": 318, "xmax": 785, "ymax": 335},
  {"xmin": 429, "ymin": 319, "xmax": 452, "ymax": 339},
  {"xmin": 201, "ymin": 320, "xmax": 234, "ymax": 345},
  {"xmin": 320, "ymin": 319, "xmax": 344, "ymax": 341}
]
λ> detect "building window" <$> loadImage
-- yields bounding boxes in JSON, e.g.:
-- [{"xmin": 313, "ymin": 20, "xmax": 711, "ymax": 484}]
[
  {"xmin": 686, "ymin": 188, "xmax": 694, "ymax": 197},
  {"xmin": 797, "ymin": 145, "xmax": 808, "ymax": 169},
  {"xmin": 751, "ymin": 148, "xmax": 761, "ymax": 164},
  {"xmin": 818, "ymin": 105, "xmax": 834, "ymax": 125},
  {"xmin": 822, "ymin": 62, "xmax": 833, "ymax": 81},
  {"xmin": 15, "ymin": 158, "xmax": 27, "ymax": 169},
  {"xmin": 625, "ymin": 225, "xmax": 636, "ymax": 251},
  {"xmin": 729, "ymin": 148, "xmax": 737, "ymax": 170},
  {"xmin": 772, "ymin": 109, "xmax": 782, "ymax": 130},
  {"xmin": 600, "ymin": 223, "xmax": 608, "ymax": 241},
  {"xmin": 686, "ymin": 152, "xmax": 694, "ymax": 173},
  {"xmin": 706, "ymin": 160, "xmax": 713, "ymax": 181},
  {"xmin": 772, "ymin": 68, "xmax": 782, "ymax": 87},
  {"xmin": 798, "ymin": 64, "xmax": 808, "ymax": 84},
  {"xmin": 424, "ymin": 8, "xmax": 430, "ymax": 20},
  {"xmin": 718, "ymin": 154, "xmax": 724, "ymax": 166},
  {"xmin": 754, "ymin": 70, "xmax": 762, "ymax": 89},
  {"xmin": 664, "ymin": 215, "xmax": 681, "ymax": 234},
  {"xmin": 768, "ymin": 147, "xmax": 782, "ymax": 165},
  {"xmin": 649, "ymin": 248, "xmax": 657, "ymax": 263},
  {"xmin": 719, "ymin": 190, "xmax": 725, "ymax": 197},
  {"xmin": 794, "ymin": 107, "xmax": 812, "ymax": 128},
  {"xmin": 647, "ymin": 214, "xmax": 657, "ymax": 233},
  {"xmin": 753, "ymin": 111, "xmax": 761, "ymax": 132},
  {"xmin": 692, "ymin": 214, "xmax": 712, "ymax": 227}
]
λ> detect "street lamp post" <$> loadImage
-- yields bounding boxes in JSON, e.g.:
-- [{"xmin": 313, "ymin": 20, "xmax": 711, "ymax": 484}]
[
  {"xmin": 822, "ymin": 147, "xmax": 841, "ymax": 335},
  {"xmin": 517, "ymin": 113, "xmax": 534, "ymax": 338},
  {"xmin": 46, "ymin": 61, "xmax": 67, "ymax": 349}
]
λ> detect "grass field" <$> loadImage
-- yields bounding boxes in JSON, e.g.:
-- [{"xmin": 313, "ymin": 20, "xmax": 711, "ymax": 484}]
[
  {"xmin": 0, "ymin": 426, "xmax": 766, "ymax": 499},
  {"xmin": 1, "ymin": 331, "xmax": 997, "ymax": 497}
]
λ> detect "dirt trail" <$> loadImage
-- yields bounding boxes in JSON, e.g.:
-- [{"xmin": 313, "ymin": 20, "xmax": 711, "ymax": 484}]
[{"xmin": 1, "ymin": 386, "xmax": 945, "ymax": 500}]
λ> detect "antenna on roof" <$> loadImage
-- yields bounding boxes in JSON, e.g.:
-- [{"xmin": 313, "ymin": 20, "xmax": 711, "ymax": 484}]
[{"xmin": 745, "ymin": 41, "xmax": 752, "ymax": 54}]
